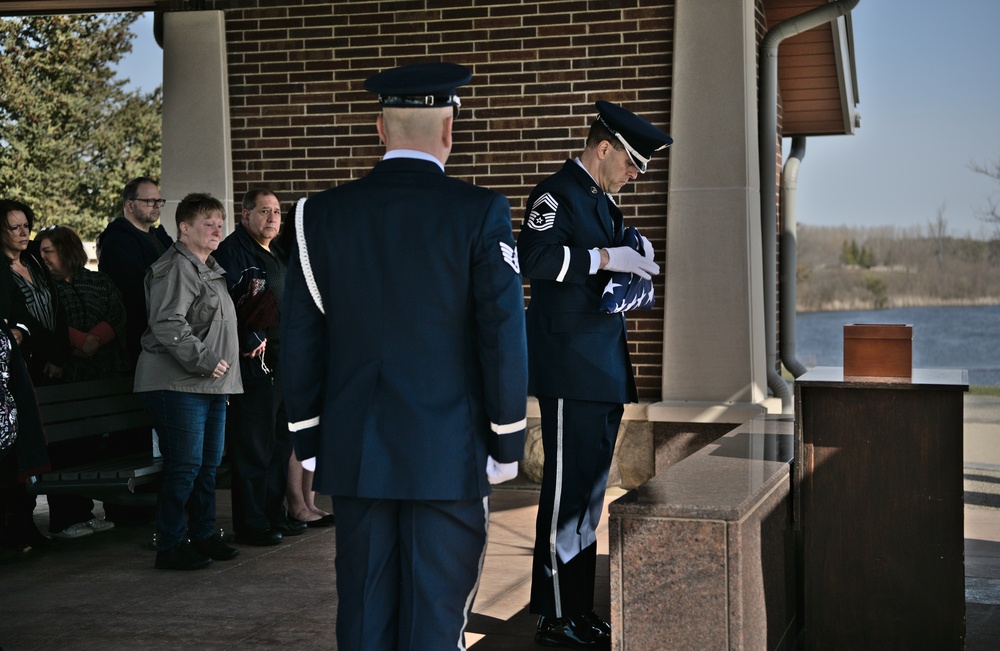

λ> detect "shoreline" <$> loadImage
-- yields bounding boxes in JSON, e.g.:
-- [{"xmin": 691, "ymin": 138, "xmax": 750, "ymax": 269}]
[{"xmin": 797, "ymin": 297, "xmax": 1000, "ymax": 314}]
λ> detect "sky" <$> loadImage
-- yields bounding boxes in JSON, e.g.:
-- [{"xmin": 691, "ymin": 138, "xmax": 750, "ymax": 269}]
[
  {"xmin": 115, "ymin": 12, "xmax": 160, "ymax": 95},
  {"xmin": 787, "ymin": 0, "xmax": 1000, "ymax": 238},
  {"xmin": 115, "ymin": 4, "xmax": 1000, "ymax": 238}
]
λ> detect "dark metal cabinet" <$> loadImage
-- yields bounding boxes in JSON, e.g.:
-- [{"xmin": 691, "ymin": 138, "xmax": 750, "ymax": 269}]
[{"xmin": 794, "ymin": 367, "xmax": 968, "ymax": 650}]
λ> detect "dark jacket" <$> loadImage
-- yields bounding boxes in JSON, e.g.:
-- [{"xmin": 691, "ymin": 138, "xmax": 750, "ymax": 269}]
[
  {"xmin": 6, "ymin": 251, "xmax": 71, "ymax": 386},
  {"xmin": 281, "ymin": 157, "xmax": 529, "ymax": 501},
  {"xmin": 97, "ymin": 217, "xmax": 173, "ymax": 368},
  {"xmin": 516, "ymin": 159, "xmax": 638, "ymax": 404},
  {"xmin": 213, "ymin": 224, "xmax": 285, "ymax": 383},
  {"xmin": 55, "ymin": 268, "xmax": 128, "ymax": 382},
  {"xmin": 0, "ymin": 272, "xmax": 49, "ymax": 480}
]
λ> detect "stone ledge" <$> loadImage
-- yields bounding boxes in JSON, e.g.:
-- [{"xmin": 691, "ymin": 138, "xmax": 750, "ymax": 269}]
[
  {"xmin": 611, "ymin": 415, "xmax": 794, "ymax": 520},
  {"xmin": 525, "ymin": 397, "xmax": 648, "ymax": 421},
  {"xmin": 609, "ymin": 415, "xmax": 797, "ymax": 650},
  {"xmin": 527, "ymin": 398, "xmax": 769, "ymax": 423},
  {"xmin": 646, "ymin": 399, "xmax": 767, "ymax": 424},
  {"xmin": 520, "ymin": 400, "xmax": 776, "ymax": 489}
]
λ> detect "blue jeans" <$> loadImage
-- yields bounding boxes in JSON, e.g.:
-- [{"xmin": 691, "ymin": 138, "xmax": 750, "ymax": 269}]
[{"xmin": 139, "ymin": 391, "xmax": 227, "ymax": 551}]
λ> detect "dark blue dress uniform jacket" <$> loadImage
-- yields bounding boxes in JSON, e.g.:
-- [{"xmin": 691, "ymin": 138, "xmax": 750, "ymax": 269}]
[
  {"xmin": 517, "ymin": 160, "xmax": 638, "ymax": 405},
  {"xmin": 280, "ymin": 157, "xmax": 528, "ymax": 502}
]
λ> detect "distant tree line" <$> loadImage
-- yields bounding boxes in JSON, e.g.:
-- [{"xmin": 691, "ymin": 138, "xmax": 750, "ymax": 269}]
[
  {"xmin": 0, "ymin": 14, "xmax": 162, "ymax": 240},
  {"xmin": 795, "ymin": 223, "xmax": 1000, "ymax": 312},
  {"xmin": 839, "ymin": 239, "xmax": 876, "ymax": 268},
  {"xmin": 794, "ymin": 152, "xmax": 1000, "ymax": 312}
]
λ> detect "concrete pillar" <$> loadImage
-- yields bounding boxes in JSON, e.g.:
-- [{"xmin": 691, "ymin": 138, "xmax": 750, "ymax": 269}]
[
  {"xmin": 650, "ymin": 0, "xmax": 768, "ymax": 424},
  {"xmin": 160, "ymin": 11, "xmax": 234, "ymax": 238}
]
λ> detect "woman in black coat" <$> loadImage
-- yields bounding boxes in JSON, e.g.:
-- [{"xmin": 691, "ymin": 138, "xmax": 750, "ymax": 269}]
[
  {"xmin": 0, "ymin": 251, "xmax": 51, "ymax": 560},
  {"xmin": 0, "ymin": 199, "xmax": 70, "ymax": 386}
]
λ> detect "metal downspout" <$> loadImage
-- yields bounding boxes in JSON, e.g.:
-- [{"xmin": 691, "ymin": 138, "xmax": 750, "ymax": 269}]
[
  {"xmin": 760, "ymin": 0, "xmax": 861, "ymax": 411},
  {"xmin": 780, "ymin": 136, "xmax": 809, "ymax": 378}
]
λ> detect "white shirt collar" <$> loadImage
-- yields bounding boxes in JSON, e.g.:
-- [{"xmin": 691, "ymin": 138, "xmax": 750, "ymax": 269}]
[
  {"xmin": 383, "ymin": 149, "xmax": 445, "ymax": 172},
  {"xmin": 574, "ymin": 157, "xmax": 617, "ymax": 206},
  {"xmin": 574, "ymin": 156, "xmax": 598, "ymax": 184}
]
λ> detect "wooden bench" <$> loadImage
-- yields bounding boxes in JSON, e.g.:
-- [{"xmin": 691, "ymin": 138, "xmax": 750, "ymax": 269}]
[{"xmin": 28, "ymin": 376, "xmax": 161, "ymax": 505}]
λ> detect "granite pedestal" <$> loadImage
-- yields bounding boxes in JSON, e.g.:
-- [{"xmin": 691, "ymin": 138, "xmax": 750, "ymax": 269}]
[{"xmin": 608, "ymin": 415, "xmax": 796, "ymax": 650}]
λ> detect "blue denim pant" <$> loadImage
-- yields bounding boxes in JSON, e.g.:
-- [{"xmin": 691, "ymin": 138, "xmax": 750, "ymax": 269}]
[{"xmin": 140, "ymin": 391, "xmax": 227, "ymax": 551}]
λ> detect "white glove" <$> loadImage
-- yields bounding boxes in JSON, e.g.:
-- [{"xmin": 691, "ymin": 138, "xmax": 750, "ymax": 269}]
[
  {"xmin": 604, "ymin": 245, "xmax": 660, "ymax": 280},
  {"xmin": 640, "ymin": 235, "xmax": 655, "ymax": 263},
  {"xmin": 486, "ymin": 456, "xmax": 518, "ymax": 485}
]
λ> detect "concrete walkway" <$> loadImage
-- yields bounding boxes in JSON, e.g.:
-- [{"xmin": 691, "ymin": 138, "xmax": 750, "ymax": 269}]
[{"xmin": 1, "ymin": 394, "xmax": 998, "ymax": 649}]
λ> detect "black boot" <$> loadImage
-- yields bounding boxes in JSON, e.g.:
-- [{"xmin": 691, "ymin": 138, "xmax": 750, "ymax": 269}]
[
  {"xmin": 155, "ymin": 541, "xmax": 213, "ymax": 570},
  {"xmin": 535, "ymin": 614, "xmax": 610, "ymax": 649},
  {"xmin": 8, "ymin": 488, "xmax": 52, "ymax": 550}
]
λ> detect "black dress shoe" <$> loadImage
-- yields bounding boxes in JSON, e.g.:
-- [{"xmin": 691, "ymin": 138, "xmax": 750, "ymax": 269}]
[
  {"xmin": 272, "ymin": 520, "xmax": 308, "ymax": 537},
  {"xmin": 155, "ymin": 542, "xmax": 213, "ymax": 570},
  {"xmin": 306, "ymin": 513, "xmax": 335, "ymax": 528},
  {"xmin": 12, "ymin": 523, "xmax": 54, "ymax": 550},
  {"xmin": 290, "ymin": 513, "xmax": 335, "ymax": 528},
  {"xmin": 1, "ymin": 545, "xmax": 23, "ymax": 565},
  {"xmin": 234, "ymin": 528, "xmax": 283, "ymax": 546},
  {"xmin": 535, "ymin": 615, "xmax": 610, "ymax": 649},
  {"xmin": 581, "ymin": 611, "xmax": 611, "ymax": 637},
  {"xmin": 191, "ymin": 533, "xmax": 240, "ymax": 561}
]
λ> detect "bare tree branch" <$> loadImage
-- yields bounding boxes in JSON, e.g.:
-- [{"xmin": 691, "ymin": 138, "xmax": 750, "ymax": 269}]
[{"xmin": 971, "ymin": 154, "xmax": 1000, "ymax": 236}]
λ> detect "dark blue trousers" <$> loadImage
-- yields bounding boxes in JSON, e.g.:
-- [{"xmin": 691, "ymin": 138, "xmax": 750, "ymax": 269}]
[
  {"xmin": 227, "ymin": 378, "xmax": 292, "ymax": 534},
  {"xmin": 332, "ymin": 495, "xmax": 489, "ymax": 651},
  {"xmin": 530, "ymin": 397, "xmax": 623, "ymax": 618}
]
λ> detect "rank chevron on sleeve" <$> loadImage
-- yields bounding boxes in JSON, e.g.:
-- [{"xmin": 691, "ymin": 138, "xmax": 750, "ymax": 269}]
[{"xmin": 527, "ymin": 192, "xmax": 558, "ymax": 231}]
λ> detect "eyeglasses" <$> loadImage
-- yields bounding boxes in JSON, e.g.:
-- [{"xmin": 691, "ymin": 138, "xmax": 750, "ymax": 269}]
[{"xmin": 131, "ymin": 198, "xmax": 166, "ymax": 208}]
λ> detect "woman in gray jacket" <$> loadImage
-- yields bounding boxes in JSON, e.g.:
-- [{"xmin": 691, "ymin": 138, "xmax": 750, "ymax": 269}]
[{"xmin": 135, "ymin": 193, "xmax": 243, "ymax": 571}]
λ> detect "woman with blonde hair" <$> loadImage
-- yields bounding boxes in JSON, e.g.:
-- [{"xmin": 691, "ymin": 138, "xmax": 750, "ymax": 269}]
[{"xmin": 135, "ymin": 193, "xmax": 243, "ymax": 570}]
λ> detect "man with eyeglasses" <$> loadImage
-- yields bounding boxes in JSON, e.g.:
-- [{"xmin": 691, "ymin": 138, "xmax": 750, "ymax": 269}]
[
  {"xmin": 95, "ymin": 177, "xmax": 174, "ymax": 525},
  {"xmin": 213, "ymin": 188, "xmax": 305, "ymax": 547},
  {"xmin": 97, "ymin": 176, "xmax": 173, "ymax": 369}
]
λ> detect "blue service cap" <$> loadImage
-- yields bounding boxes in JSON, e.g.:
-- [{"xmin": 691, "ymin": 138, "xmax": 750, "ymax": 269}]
[
  {"xmin": 364, "ymin": 62, "xmax": 472, "ymax": 110},
  {"xmin": 594, "ymin": 100, "xmax": 673, "ymax": 173}
]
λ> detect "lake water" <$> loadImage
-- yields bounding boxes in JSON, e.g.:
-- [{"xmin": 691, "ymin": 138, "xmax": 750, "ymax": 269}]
[{"xmin": 794, "ymin": 305, "xmax": 1000, "ymax": 386}]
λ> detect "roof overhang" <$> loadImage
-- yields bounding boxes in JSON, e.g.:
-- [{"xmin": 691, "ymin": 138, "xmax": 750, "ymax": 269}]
[
  {"xmin": 0, "ymin": 1, "xmax": 161, "ymax": 16},
  {"xmin": 765, "ymin": 0, "xmax": 861, "ymax": 136},
  {"xmin": 5, "ymin": 1, "xmax": 862, "ymax": 139}
]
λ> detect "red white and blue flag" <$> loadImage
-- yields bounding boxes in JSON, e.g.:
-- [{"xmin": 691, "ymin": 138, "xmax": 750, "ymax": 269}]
[{"xmin": 600, "ymin": 226, "xmax": 655, "ymax": 314}]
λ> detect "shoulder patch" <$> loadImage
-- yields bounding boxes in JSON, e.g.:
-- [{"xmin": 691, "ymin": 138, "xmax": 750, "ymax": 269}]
[
  {"xmin": 499, "ymin": 241, "xmax": 520, "ymax": 273},
  {"xmin": 526, "ymin": 192, "xmax": 558, "ymax": 231}
]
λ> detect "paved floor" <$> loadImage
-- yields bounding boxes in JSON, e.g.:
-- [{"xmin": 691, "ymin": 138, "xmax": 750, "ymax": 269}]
[
  {"xmin": 2, "ymin": 393, "xmax": 999, "ymax": 650},
  {"xmin": 963, "ymin": 395, "xmax": 1000, "ymax": 651}
]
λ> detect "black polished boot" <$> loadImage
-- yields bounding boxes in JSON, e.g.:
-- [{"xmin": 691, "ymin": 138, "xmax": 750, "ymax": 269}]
[
  {"xmin": 581, "ymin": 611, "xmax": 611, "ymax": 637},
  {"xmin": 535, "ymin": 614, "xmax": 610, "ymax": 649}
]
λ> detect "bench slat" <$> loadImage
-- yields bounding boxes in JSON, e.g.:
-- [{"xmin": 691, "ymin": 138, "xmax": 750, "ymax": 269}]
[
  {"xmin": 98, "ymin": 454, "xmax": 162, "ymax": 479},
  {"xmin": 30, "ymin": 377, "xmax": 162, "ymax": 498},
  {"xmin": 41, "ymin": 394, "xmax": 145, "ymax": 423},
  {"xmin": 43, "ymin": 413, "xmax": 153, "ymax": 444},
  {"xmin": 34, "ymin": 377, "xmax": 135, "ymax": 403}
]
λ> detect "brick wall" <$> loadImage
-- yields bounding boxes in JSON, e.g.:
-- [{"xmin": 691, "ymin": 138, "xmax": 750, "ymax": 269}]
[{"xmin": 202, "ymin": 0, "xmax": 674, "ymax": 400}]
